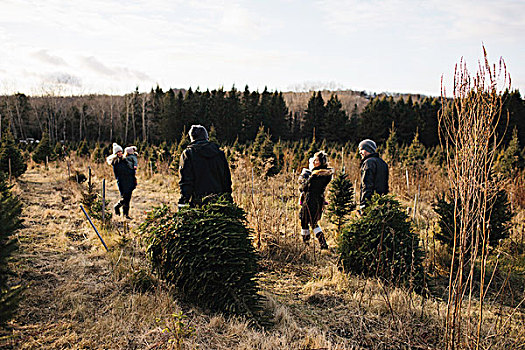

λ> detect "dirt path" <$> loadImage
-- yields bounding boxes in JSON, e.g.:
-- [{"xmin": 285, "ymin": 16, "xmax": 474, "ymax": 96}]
[{"xmin": 2, "ymin": 166, "xmax": 177, "ymax": 349}]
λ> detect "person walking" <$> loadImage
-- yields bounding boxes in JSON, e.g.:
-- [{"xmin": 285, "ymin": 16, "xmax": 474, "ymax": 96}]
[
  {"xmin": 107, "ymin": 143, "xmax": 137, "ymax": 219},
  {"xmin": 358, "ymin": 139, "xmax": 389, "ymax": 210},
  {"xmin": 178, "ymin": 125, "xmax": 232, "ymax": 207},
  {"xmin": 298, "ymin": 151, "xmax": 333, "ymax": 249}
]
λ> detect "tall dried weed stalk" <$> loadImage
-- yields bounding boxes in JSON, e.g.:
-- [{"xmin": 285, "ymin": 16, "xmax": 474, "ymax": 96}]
[{"xmin": 439, "ymin": 47, "xmax": 510, "ymax": 349}]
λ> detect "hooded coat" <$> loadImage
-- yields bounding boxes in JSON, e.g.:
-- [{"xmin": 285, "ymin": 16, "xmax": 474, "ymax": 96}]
[
  {"xmin": 360, "ymin": 152, "xmax": 389, "ymax": 206},
  {"xmin": 178, "ymin": 140, "xmax": 232, "ymax": 205},
  {"xmin": 299, "ymin": 165, "xmax": 333, "ymax": 228},
  {"xmin": 112, "ymin": 157, "xmax": 136, "ymax": 195}
]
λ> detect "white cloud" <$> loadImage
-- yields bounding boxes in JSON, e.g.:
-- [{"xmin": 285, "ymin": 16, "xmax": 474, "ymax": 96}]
[
  {"xmin": 79, "ymin": 56, "xmax": 152, "ymax": 81},
  {"xmin": 316, "ymin": 0, "xmax": 525, "ymax": 41},
  {"xmin": 31, "ymin": 50, "xmax": 68, "ymax": 66},
  {"xmin": 43, "ymin": 72, "xmax": 82, "ymax": 87}
]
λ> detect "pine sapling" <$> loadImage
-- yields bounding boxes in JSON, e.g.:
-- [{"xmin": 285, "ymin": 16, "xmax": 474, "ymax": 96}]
[{"xmin": 327, "ymin": 171, "xmax": 355, "ymax": 235}]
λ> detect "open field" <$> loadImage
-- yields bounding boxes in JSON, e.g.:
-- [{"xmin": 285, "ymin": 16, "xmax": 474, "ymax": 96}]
[{"xmin": 1, "ymin": 150, "xmax": 525, "ymax": 349}]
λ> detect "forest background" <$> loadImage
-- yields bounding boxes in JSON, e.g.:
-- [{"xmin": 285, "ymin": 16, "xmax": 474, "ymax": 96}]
[{"xmin": 2, "ymin": 86, "xmax": 523, "ymax": 151}]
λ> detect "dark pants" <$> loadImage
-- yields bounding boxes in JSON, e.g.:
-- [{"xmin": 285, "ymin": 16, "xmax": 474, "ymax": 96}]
[
  {"xmin": 117, "ymin": 191, "xmax": 133, "ymax": 216},
  {"xmin": 300, "ymin": 201, "xmax": 322, "ymax": 230}
]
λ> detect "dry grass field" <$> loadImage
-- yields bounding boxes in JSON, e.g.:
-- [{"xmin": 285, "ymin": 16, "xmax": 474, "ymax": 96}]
[{"xmin": 1, "ymin": 150, "xmax": 524, "ymax": 349}]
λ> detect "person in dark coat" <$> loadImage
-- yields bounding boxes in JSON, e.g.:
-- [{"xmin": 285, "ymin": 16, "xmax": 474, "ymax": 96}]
[
  {"xmin": 299, "ymin": 151, "xmax": 333, "ymax": 249},
  {"xmin": 359, "ymin": 139, "xmax": 389, "ymax": 210},
  {"xmin": 178, "ymin": 125, "xmax": 232, "ymax": 207},
  {"xmin": 107, "ymin": 143, "xmax": 137, "ymax": 219}
]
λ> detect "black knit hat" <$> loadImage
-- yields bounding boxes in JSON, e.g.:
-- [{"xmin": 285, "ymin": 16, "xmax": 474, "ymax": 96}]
[{"xmin": 189, "ymin": 125, "xmax": 209, "ymax": 142}]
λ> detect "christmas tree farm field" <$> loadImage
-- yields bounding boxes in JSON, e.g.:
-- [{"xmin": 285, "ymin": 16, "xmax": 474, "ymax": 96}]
[{"xmin": 1, "ymin": 153, "xmax": 524, "ymax": 349}]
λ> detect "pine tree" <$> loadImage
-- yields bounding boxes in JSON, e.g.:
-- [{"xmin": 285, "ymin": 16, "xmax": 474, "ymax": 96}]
[
  {"xmin": 91, "ymin": 145, "xmax": 105, "ymax": 163},
  {"xmin": 405, "ymin": 130, "xmax": 425, "ymax": 172},
  {"xmin": 224, "ymin": 86, "xmax": 243, "ymax": 143},
  {"xmin": 305, "ymin": 135, "xmax": 318, "ymax": 160},
  {"xmin": 0, "ymin": 128, "xmax": 27, "ymax": 178},
  {"xmin": 393, "ymin": 96, "xmax": 417, "ymax": 143},
  {"xmin": 384, "ymin": 122, "xmax": 399, "ymax": 165},
  {"xmin": 358, "ymin": 96, "xmax": 394, "ymax": 144},
  {"xmin": 417, "ymin": 97, "xmax": 441, "ymax": 147},
  {"xmin": 323, "ymin": 94, "xmax": 348, "ymax": 142},
  {"xmin": 338, "ymin": 195, "xmax": 425, "ymax": 291},
  {"xmin": 302, "ymin": 92, "xmax": 326, "ymax": 140},
  {"xmin": 32, "ymin": 132, "xmax": 55, "ymax": 164},
  {"xmin": 172, "ymin": 128, "xmax": 190, "ymax": 169},
  {"xmin": 327, "ymin": 171, "xmax": 355, "ymax": 235},
  {"xmin": 140, "ymin": 198, "xmax": 263, "ymax": 318},
  {"xmin": 273, "ymin": 141, "xmax": 285, "ymax": 174},
  {"xmin": 0, "ymin": 173, "xmax": 23, "ymax": 325},
  {"xmin": 268, "ymin": 92, "xmax": 289, "ymax": 141},
  {"xmin": 251, "ymin": 125, "xmax": 267, "ymax": 160},
  {"xmin": 160, "ymin": 89, "xmax": 180, "ymax": 142},
  {"xmin": 496, "ymin": 127, "xmax": 524, "ymax": 178},
  {"xmin": 208, "ymin": 125, "xmax": 218, "ymax": 144},
  {"xmin": 240, "ymin": 87, "xmax": 260, "ymax": 142},
  {"xmin": 76, "ymin": 140, "xmax": 90, "ymax": 157},
  {"xmin": 53, "ymin": 142, "xmax": 66, "ymax": 160},
  {"xmin": 434, "ymin": 189, "xmax": 514, "ymax": 251},
  {"xmin": 251, "ymin": 126, "xmax": 279, "ymax": 176}
]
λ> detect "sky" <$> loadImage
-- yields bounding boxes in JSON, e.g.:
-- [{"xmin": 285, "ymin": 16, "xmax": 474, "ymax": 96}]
[{"xmin": 0, "ymin": 0, "xmax": 523, "ymax": 97}]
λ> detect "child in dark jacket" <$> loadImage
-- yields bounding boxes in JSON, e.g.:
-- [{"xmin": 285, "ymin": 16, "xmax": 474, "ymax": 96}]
[
  {"xmin": 124, "ymin": 146, "xmax": 138, "ymax": 171},
  {"xmin": 298, "ymin": 151, "xmax": 333, "ymax": 249}
]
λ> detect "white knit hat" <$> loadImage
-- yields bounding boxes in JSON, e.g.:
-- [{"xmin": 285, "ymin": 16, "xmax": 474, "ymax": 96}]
[
  {"xmin": 124, "ymin": 146, "xmax": 137, "ymax": 155},
  {"xmin": 113, "ymin": 143, "xmax": 123, "ymax": 154}
]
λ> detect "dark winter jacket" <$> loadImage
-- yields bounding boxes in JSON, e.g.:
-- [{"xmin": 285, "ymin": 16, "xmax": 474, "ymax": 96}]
[
  {"xmin": 178, "ymin": 140, "xmax": 232, "ymax": 205},
  {"xmin": 299, "ymin": 165, "xmax": 334, "ymax": 226},
  {"xmin": 112, "ymin": 157, "xmax": 136, "ymax": 195},
  {"xmin": 360, "ymin": 152, "xmax": 389, "ymax": 206}
]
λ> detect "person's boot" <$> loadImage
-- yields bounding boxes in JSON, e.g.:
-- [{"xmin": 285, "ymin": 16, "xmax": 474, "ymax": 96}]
[
  {"xmin": 314, "ymin": 227, "xmax": 328, "ymax": 250},
  {"xmin": 114, "ymin": 203, "xmax": 122, "ymax": 216},
  {"xmin": 301, "ymin": 229, "xmax": 310, "ymax": 243},
  {"xmin": 123, "ymin": 207, "xmax": 131, "ymax": 220}
]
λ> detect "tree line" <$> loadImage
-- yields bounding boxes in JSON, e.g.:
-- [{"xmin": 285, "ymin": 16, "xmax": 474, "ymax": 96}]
[{"xmin": 1, "ymin": 86, "xmax": 524, "ymax": 149}]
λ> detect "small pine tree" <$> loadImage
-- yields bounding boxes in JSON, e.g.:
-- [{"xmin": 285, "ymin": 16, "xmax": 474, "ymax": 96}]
[
  {"xmin": 172, "ymin": 129, "xmax": 190, "ymax": 170},
  {"xmin": 159, "ymin": 141, "xmax": 172, "ymax": 164},
  {"xmin": 0, "ymin": 173, "xmax": 23, "ymax": 325},
  {"xmin": 208, "ymin": 125, "xmax": 218, "ymax": 144},
  {"xmin": 0, "ymin": 129, "xmax": 27, "ymax": 178},
  {"xmin": 251, "ymin": 126, "xmax": 279, "ymax": 176},
  {"xmin": 139, "ymin": 197, "xmax": 263, "ymax": 318},
  {"xmin": 306, "ymin": 135, "xmax": 317, "ymax": 160},
  {"xmin": 32, "ymin": 132, "xmax": 55, "ymax": 163},
  {"xmin": 338, "ymin": 195, "xmax": 425, "ymax": 291},
  {"xmin": 53, "ymin": 142, "xmax": 66, "ymax": 160},
  {"xmin": 429, "ymin": 146, "xmax": 445, "ymax": 167},
  {"xmin": 251, "ymin": 125, "xmax": 266, "ymax": 159},
  {"xmin": 496, "ymin": 127, "xmax": 524, "ymax": 178},
  {"xmin": 273, "ymin": 141, "xmax": 285, "ymax": 173},
  {"xmin": 81, "ymin": 190, "xmax": 112, "ymax": 223},
  {"xmin": 147, "ymin": 145, "xmax": 158, "ymax": 173},
  {"xmin": 91, "ymin": 145, "xmax": 105, "ymax": 163},
  {"xmin": 404, "ymin": 130, "xmax": 425, "ymax": 172},
  {"xmin": 327, "ymin": 171, "xmax": 355, "ymax": 235},
  {"xmin": 76, "ymin": 140, "xmax": 90, "ymax": 158},
  {"xmin": 259, "ymin": 135, "xmax": 278, "ymax": 176},
  {"xmin": 434, "ymin": 189, "xmax": 514, "ymax": 251},
  {"xmin": 384, "ymin": 123, "xmax": 399, "ymax": 165}
]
